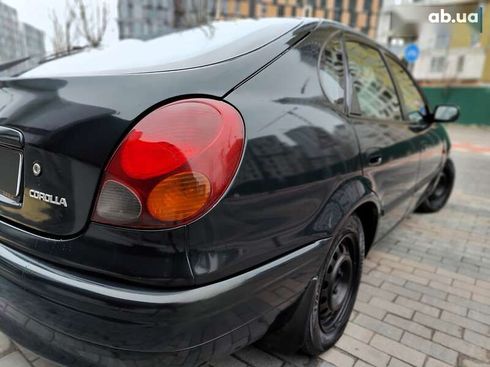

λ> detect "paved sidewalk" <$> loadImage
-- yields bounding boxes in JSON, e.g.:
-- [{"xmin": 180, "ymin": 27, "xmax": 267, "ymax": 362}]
[{"xmin": 1, "ymin": 125, "xmax": 489, "ymax": 367}]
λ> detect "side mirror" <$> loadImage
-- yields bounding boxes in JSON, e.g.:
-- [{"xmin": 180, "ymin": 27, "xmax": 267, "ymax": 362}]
[{"xmin": 433, "ymin": 105, "xmax": 459, "ymax": 123}]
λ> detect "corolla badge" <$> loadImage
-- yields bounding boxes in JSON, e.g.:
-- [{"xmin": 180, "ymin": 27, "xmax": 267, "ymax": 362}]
[{"xmin": 29, "ymin": 189, "xmax": 68, "ymax": 208}]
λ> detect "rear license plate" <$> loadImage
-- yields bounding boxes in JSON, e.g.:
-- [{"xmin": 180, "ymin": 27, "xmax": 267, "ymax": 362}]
[{"xmin": 0, "ymin": 145, "xmax": 22, "ymax": 199}]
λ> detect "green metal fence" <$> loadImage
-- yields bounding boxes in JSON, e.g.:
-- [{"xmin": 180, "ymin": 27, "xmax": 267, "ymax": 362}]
[{"xmin": 422, "ymin": 86, "xmax": 490, "ymax": 125}]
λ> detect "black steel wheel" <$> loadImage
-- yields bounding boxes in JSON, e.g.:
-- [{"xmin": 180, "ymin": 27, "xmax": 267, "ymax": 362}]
[
  {"xmin": 302, "ymin": 214, "xmax": 364, "ymax": 356},
  {"xmin": 416, "ymin": 158, "xmax": 455, "ymax": 213}
]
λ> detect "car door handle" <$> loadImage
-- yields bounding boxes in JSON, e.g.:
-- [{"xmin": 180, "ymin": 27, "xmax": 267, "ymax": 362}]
[{"xmin": 367, "ymin": 153, "xmax": 383, "ymax": 166}]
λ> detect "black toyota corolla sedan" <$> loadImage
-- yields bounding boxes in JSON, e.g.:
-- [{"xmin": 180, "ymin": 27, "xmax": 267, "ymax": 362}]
[{"xmin": 0, "ymin": 18, "xmax": 457, "ymax": 366}]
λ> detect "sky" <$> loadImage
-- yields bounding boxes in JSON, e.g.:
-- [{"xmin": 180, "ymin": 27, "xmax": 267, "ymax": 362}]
[{"xmin": 3, "ymin": 0, "xmax": 120, "ymax": 53}]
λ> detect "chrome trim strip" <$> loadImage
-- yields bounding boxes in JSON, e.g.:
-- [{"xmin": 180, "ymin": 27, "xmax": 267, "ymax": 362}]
[
  {"xmin": 0, "ymin": 126, "xmax": 24, "ymax": 148},
  {"xmin": 15, "ymin": 152, "xmax": 22, "ymax": 197},
  {"xmin": 0, "ymin": 240, "xmax": 324, "ymax": 305}
]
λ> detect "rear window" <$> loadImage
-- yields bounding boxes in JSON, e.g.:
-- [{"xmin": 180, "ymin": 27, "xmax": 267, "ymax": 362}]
[{"xmin": 21, "ymin": 18, "xmax": 302, "ymax": 78}]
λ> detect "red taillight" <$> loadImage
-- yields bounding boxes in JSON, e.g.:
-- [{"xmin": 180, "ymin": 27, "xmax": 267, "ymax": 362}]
[{"xmin": 92, "ymin": 98, "xmax": 245, "ymax": 229}]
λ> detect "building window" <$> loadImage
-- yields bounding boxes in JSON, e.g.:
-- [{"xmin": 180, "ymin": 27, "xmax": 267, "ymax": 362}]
[
  {"xmin": 350, "ymin": 12, "xmax": 357, "ymax": 28},
  {"xmin": 470, "ymin": 29, "xmax": 480, "ymax": 47},
  {"xmin": 434, "ymin": 32, "xmax": 450, "ymax": 49},
  {"xmin": 334, "ymin": 0, "xmax": 342, "ymax": 11},
  {"xmin": 303, "ymin": 5, "xmax": 313, "ymax": 16},
  {"xmin": 430, "ymin": 56, "xmax": 446, "ymax": 73},
  {"xmin": 456, "ymin": 55, "xmax": 464, "ymax": 73}
]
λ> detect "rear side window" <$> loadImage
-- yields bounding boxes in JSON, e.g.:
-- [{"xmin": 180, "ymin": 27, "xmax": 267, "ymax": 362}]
[
  {"xmin": 345, "ymin": 41, "xmax": 402, "ymax": 121},
  {"xmin": 319, "ymin": 33, "xmax": 345, "ymax": 108},
  {"xmin": 386, "ymin": 57, "xmax": 426, "ymax": 122}
]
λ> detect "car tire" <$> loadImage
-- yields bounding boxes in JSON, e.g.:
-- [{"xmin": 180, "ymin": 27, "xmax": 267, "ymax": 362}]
[
  {"xmin": 416, "ymin": 158, "xmax": 455, "ymax": 213},
  {"xmin": 302, "ymin": 214, "xmax": 364, "ymax": 356}
]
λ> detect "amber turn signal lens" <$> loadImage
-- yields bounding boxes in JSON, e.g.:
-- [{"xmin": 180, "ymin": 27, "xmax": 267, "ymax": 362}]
[{"xmin": 147, "ymin": 171, "xmax": 211, "ymax": 222}]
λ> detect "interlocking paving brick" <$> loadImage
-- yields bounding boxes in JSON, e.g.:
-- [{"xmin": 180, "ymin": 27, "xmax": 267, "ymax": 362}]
[
  {"xmin": 463, "ymin": 329, "xmax": 490, "ymax": 350},
  {"xmin": 460, "ymin": 359, "xmax": 490, "ymax": 367},
  {"xmin": 0, "ymin": 352, "xmax": 30, "ymax": 367},
  {"xmin": 369, "ymin": 297, "xmax": 413, "ymax": 319},
  {"xmin": 14, "ymin": 345, "xmax": 37, "ymax": 363},
  {"xmin": 413, "ymin": 269, "xmax": 452, "ymax": 284},
  {"xmin": 475, "ymin": 279, "xmax": 490, "ymax": 290},
  {"xmin": 354, "ymin": 360, "xmax": 375, "ymax": 367},
  {"xmin": 433, "ymin": 332, "xmax": 489, "ymax": 363},
  {"xmin": 447, "ymin": 294, "xmax": 490, "ymax": 315},
  {"xmin": 367, "ymin": 270, "xmax": 406, "ymax": 286},
  {"xmin": 429, "ymin": 280, "xmax": 472, "ymax": 299},
  {"xmin": 392, "ymin": 270, "xmax": 429, "ymax": 286},
  {"xmin": 400, "ymin": 258, "xmax": 436, "ymax": 273},
  {"xmin": 400, "ymin": 332, "xmax": 457, "ymax": 365},
  {"xmin": 370, "ymin": 335, "xmax": 425, "ymax": 367},
  {"xmin": 384, "ymin": 315, "xmax": 432, "ymax": 339},
  {"xmin": 387, "ymin": 359, "xmax": 411, "ymax": 367},
  {"xmin": 319, "ymin": 347, "xmax": 355, "ymax": 367},
  {"xmin": 360, "ymin": 283, "xmax": 397, "ymax": 302},
  {"xmin": 0, "ymin": 332, "xmax": 10, "ymax": 355},
  {"xmin": 344, "ymin": 322, "xmax": 374, "ymax": 343},
  {"xmin": 378, "ymin": 259, "xmax": 414, "ymax": 273},
  {"xmin": 413, "ymin": 312, "xmax": 463, "ymax": 337},
  {"xmin": 424, "ymin": 358, "xmax": 452, "ymax": 367},
  {"xmin": 436, "ymin": 268, "xmax": 475, "ymax": 285},
  {"xmin": 363, "ymin": 273, "xmax": 385, "ymax": 287},
  {"xmin": 472, "ymin": 293, "xmax": 490, "ymax": 306},
  {"xmin": 336, "ymin": 335, "xmax": 390, "ymax": 367},
  {"xmin": 354, "ymin": 300, "xmax": 387, "ymax": 320},
  {"xmin": 440, "ymin": 311, "xmax": 489, "ymax": 335},
  {"xmin": 31, "ymin": 359, "xmax": 58, "ymax": 367},
  {"xmin": 380, "ymin": 282, "xmax": 421, "ymax": 300},
  {"xmin": 353, "ymin": 314, "xmax": 403, "ymax": 341},
  {"xmin": 394, "ymin": 296, "xmax": 440, "ymax": 318},
  {"xmin": 420, "ymin": 295, "xmax": 467, "ymax": 316},
  {"xmin": 453, "ymin": 280, "xmax": 490, "ymax": 297},
  {"xmin": 467, "ymin": 309, "xmax": 490, "ymax": 325},
  {"xmin": 405, "ymin": 281, "xmax": 448, "ymax": 300}
]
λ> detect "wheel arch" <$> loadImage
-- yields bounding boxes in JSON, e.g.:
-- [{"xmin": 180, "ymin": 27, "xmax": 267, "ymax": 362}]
[
  {"xmin": 312, "ymin": 177, "xmax": 380, "ymax": 256},
  {"xmin": 353, "ymin": 201, "xmax": 379, "ymax": 255}
]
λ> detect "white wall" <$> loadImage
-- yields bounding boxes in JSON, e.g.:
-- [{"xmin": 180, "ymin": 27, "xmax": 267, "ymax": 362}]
[{"xmin": 413, "ymin": 47, "xmax": 485, "ymax": 80}]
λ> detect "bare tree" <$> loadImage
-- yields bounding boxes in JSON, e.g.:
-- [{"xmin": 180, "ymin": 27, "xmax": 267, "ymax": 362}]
[
  {"xmin": 50, "ymin": 1, "xmax": 78, "ymax": 53},
  {"xmin": 75, "ymin": 0, "xmax": 109, "ymax": 48},
  {"xmin": 173, "ymin": 0, "xmax": 186, "ymax": 29},
  {"xmin": 173, "ymin": 0, "xmax": 210, "ymax": 29}
]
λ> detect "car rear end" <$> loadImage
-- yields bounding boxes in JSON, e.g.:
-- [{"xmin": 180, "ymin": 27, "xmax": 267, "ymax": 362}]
[{"xmin": 0, "ymin": 19, "xmax": 323, "ymax": 366}]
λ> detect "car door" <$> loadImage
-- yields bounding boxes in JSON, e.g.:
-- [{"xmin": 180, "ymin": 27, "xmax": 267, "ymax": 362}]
[
  {"xmin": 384, "ymin": 55, "xmax": 446, "ymax": 205},
  {"xmin": 344, "ymin": 36, "xmax": 420, "ymax": 240}
]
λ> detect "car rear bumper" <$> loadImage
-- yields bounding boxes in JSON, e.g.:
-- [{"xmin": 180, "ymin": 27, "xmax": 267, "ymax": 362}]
[{"xmin": 0, "ymin": 239, "xmax": 328, "ymax": 366}]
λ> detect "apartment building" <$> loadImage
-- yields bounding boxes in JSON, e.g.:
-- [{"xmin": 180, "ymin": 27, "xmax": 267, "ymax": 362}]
[
  {"xmin": 223, "ymin": 0, "xmax": 380, "ymax": 37},
  {"xmin": 377, "ymin": 0, "xmax": 490, "ymax": 124},
  {"xmin": 118, "ymin": 0, "xmax": 381, "ymax": 40},
  {"xmin": 0, "ymin": 1, "xmax": 45, "ymax": 76}
]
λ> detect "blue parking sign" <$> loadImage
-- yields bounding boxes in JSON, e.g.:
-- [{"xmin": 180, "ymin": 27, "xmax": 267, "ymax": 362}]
[{"xmin": 404, "ymin": 44, "xmax": 420, "ymax": 63}]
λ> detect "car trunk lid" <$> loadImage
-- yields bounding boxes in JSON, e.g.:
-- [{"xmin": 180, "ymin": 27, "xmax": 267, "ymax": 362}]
[{"xmin": 0, "ymin": 19, "xmax": 316, "ymax": 238}]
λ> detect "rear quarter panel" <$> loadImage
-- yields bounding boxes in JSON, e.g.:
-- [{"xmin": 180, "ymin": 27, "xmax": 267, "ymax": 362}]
[{"xmin": 187, "ymin": 27, "xmax": 367, "ymax": 284}]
